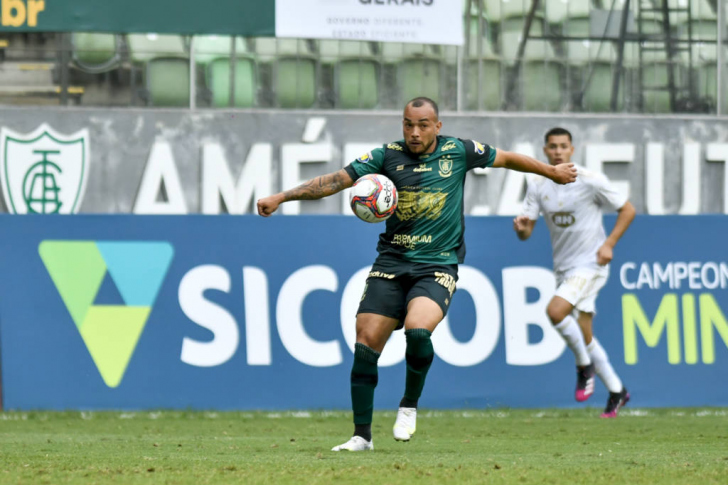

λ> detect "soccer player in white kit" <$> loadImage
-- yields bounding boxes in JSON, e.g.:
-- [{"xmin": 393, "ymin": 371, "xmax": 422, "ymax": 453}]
[{"xmin": 513, "ymin": 127, "xmax": 636, "ymax": 418}]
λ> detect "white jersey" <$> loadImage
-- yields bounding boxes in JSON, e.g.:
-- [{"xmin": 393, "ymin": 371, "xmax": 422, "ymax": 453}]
[{"xmin": 521, "ymin": 164, "xmax": 628, "ymax": 274}]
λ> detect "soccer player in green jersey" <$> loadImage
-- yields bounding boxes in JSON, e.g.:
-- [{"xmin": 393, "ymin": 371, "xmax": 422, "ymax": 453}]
[{"xmin": 257, "ymin": 97, "xmax": 577, "ymax": 451}]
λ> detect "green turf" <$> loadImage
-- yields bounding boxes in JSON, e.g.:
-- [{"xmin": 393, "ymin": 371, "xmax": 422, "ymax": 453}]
[{"xmin": 0, "ymin": 409, "xmax": 726, "ymax": 484}]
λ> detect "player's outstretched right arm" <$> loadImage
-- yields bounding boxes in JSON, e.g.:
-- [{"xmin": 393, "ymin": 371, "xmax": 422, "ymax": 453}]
[{"xmin": 257, "ymin": 169, "xmax": 354, "ymax": 217}]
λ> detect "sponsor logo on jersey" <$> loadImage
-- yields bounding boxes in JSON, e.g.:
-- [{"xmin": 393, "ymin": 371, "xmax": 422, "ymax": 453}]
[
  {"xmin": 552, "ymin": 212, "xmax": 576, "ymax": 227},
  {"xmin": 387, "ymin": 143, "xmax": 403, "ymax": 151},
  {"xmin": 391, "ymin": 233, "xmax": 433, "ymax": 250},
  {"xmin": 413, "ymin": 163, "xmax": 432, "ymax": 172},
  {"xmin": 439, "ymin": 157, "xmax": 453, "ymax": 178},
  {"xmin": 358, "ymin": 152, "xmax": 373, "ymax": 163},
  {"xmin": 396, "ymin": 164, "xmax": 405, "ymax": 171},
  {"xmin": 396, "ymin": 190, "xmax": 447, "ymax": 221},
  {"xmin": 441, "ymin": 141, "xmax": 457, "ymax": 152},
  {"xmin": 473, "ymin": 141, "xmax": 486, "ymax": 155}
]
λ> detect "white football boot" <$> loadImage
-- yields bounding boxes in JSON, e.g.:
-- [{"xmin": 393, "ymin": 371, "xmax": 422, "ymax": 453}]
[
  {"xmin": 331, "ymin": 435, "xmax": 373, "ymax": 452},
  {"xmin": 393, "ymin": 407, "xmax": 417, "ymax": 441}
]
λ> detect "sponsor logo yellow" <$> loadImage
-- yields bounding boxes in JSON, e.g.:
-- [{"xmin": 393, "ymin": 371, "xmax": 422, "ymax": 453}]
[
  {"xmin": 413, "ymin": 163, "xmax": 432, "ymax": 173},
  {"xmin": 387, "ymin": 143, "xmax": 403, "ymax": 151},
  {"xmin": 435, "ymin": 272, "xmax": 457, "ymax": 297},
  {"xmin": 396, "ymin": 190, "xmax": 447, "ymax": 221},
  {"xmin": 391, "ymin": 234, "xmax": 433, "ymax": 250},
  {"xmin": 368, "ymin": 270, "xmax": 396, "ymax": 280}
]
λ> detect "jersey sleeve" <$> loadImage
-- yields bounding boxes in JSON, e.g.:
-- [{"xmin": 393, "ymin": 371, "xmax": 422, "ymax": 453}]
[
  {"xmin": 591, "ymin": 172, "xmax": 628, "ymax": 211},
  {"xmin": 344, "ymin": 147, "xmax": 386, "ymax": 181},
  {"xmin": 459, "ymin": 139, "xmax": 496, "ymax": 170},
  {"xmin": 520, "ymin": 179, "xmax": 541, "ymax": 220}
]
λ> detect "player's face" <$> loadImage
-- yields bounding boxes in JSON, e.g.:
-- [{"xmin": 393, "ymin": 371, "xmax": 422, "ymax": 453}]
[
  {"xmin": 402, "ymin": 104, "xmax": 442, "ymax": 155},
  {"xmin": 543, "ymin": 135, "xmax": 574, "ymax": 166}
]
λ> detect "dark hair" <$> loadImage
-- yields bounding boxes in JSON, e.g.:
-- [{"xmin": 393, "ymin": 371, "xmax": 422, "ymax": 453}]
[
  {"xmin": 406, "ymin": 97, "xmax": 439, "ymax": 118},
  {"xmin": 544, "ymin": 127, "xmax": 572, "ymax": 143}
]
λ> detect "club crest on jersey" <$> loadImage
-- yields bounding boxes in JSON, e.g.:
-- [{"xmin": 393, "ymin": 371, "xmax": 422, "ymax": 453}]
[
  {"xmin": 439, "ymin": 157, "xmax": 453, "ymax": 178},
  {"xmin": 358, "ymin": 152, "xmax": 373, "ymax": 163},
  {"xmin": 552, "ymin": 212, "xmax": 576, "ymax": 228},
  {"xmin": 473, "ymin": 141, "xmax": 486, "ymax": 155}
]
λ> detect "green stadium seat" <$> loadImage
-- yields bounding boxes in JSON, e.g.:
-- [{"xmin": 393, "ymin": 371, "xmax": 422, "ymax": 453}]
[
  {"xmin": 72, "ymin": 33, "xmax": 119, "ymax": 70},
  {"xmin": 521, "ymin": 61, "xmax": 563, "ymax": 111},
  {"xmin": 318, "ymin": 40, "xmax": 379, "ymax": 108},
  {"xmin": 127, "ymin": 34, "xmax": 187, "ymax": 63},
  {"xmin": 499, "ymin": 20, "xmax": 546, "ymax": 61},
  {"xmin": 252, "ymin": 38, "xmax": 316, "ymax": 108},
  {"xmin": 206, "ymin": 57, "xmax": 256, "ymax": 108},
  {"xmin": 399, "ymin": 58, "xmax": 442, "ymax": 105},
  {"xmin": 276, "ymin": 58, "xmax": 316, "ymax": 108},
  {"xmin": 546, "ymin": 0, "xmax": 590, "ymax": 24},
  {"xmin": 581, "ymin": 64, "xmax": 621, "ymax": 111},
  {"xmin": 337, "ymin": 59, "xmax": 378, "ymax": 108},
  {"xmin": 194, "ymin": 36, "xmax": 248, "ymax": 65},
  {"xmin": 465, "ymin": 58, "xmax": 502, "ymax": 110},
  {"xmin": 484, "ymin": 0, "xmax": 546, "ymax": 22},
  {"xmin": 146, "ymin": 58, "xmax": 190, "ymax": 107}
]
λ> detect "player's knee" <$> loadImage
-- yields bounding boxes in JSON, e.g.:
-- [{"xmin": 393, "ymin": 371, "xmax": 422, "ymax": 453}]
[
  {"xmin": 547, "ymin": 304, "xmax": 568, "ymax": 325},
  {"xmin": 356, "ymin": 327, "xmax": 389, "ymax": 352}
]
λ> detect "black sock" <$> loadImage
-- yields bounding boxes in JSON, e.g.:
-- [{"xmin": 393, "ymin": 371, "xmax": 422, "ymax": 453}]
[
  {"xmin": 351, "ymin": 343, "xmax": 380, "ymax": 427},
  {"xmin": 399, "ymin": 396, "xmax": 418, "ymax": 408},
  {"xmin": 354, "ymin": 423, "xmax": 372, "ymax": 442},
  {"xmin": 403, "ymin": 328, "xmax": 434, "ymax": 406}
]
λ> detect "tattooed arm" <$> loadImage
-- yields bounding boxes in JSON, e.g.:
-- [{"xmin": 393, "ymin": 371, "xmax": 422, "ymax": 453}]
[{"xmin": 257, "ymin": 169, "xmax": 354, "ymax": 217}]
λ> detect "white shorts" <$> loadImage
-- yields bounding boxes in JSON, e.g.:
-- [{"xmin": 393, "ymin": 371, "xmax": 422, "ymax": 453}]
[{"xmin": 554, "ymin": 266, "xmax": 608, "ymax": 314}]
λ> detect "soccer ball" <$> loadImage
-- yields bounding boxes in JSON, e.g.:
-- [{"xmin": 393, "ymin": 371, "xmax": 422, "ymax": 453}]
[{"xmin": 349, "ymin": 174, "xmax": 398, "ymax": 223}]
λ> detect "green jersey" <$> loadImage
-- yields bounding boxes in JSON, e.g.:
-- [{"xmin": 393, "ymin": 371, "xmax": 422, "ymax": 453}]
[{"xmin": 344, "ymin": 135, "xmax": 496, "ymax": 264}]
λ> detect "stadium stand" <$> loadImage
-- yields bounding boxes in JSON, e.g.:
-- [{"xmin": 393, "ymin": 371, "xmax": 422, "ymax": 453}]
[
  {"xmin": 0, "ymin": 0, "xmax": 723, "ymax": 114},
  {"xmin": 195, "ymin": 36, "xmax": 256, "ymax": 108}
]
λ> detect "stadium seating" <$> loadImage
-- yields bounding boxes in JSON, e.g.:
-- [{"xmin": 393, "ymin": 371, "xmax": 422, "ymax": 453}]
[
  {"xmin": 71, "ymin": 33, "xmax": 120, "ymax": 72},
  {"xmin": 127, "ymin": 34, "xmax": 190, "ymax": 107},
  {"xmin": 463, "ymin": 9, "xmax": 502, "ymax": 110},
  {"xmin": 319, "ymin": 40, "xmax": 379, "ymax": 109},
  {"xmin": 194, "ymin": 36, "xmax": 256, "ymax": 108},
  {"xmin": 381, "ymin": 43, "xmax": 443, "ymax": 106},
  {"xmin": 253, "ymin": 38, "xmax": 316, "ymax": 108},
  {"xmin": 206, "ymin": 57, "xmax": 256, "ymax": 108},
  {"xmin": 193, "ymin": 35, "xmax": 249, "ymax": 65}
]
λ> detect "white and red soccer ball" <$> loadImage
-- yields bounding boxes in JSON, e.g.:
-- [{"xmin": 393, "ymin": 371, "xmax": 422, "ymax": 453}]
[{"xmin": 349, "ymin": 174, "xmax": 398, "ymax": 223}]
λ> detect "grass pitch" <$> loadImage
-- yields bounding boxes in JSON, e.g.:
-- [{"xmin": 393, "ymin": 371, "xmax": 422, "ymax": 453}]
[{"xmin": 0, "ymin": 408, "xmax": 726, "ymax": 484}]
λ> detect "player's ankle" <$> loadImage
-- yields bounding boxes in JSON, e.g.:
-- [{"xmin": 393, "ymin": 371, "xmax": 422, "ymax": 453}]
[
  {"xmin": 399, "ymin": 397, "xmax": 418, "ymax": 409},
  {"xmin": 354, "ymin": 424, "xmax": 372, "ymax": 442}
]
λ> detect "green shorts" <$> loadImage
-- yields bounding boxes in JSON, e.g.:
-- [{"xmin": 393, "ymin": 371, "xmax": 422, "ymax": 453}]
[{"xmin": 357, "ymin": 255, "xmax": 458, "ymax": 329}]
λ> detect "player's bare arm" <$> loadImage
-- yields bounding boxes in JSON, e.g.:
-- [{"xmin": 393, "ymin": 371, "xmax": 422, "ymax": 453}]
[
  {"xmin": 597, "ymin": 201, "xmax": 636, "ymax": 265},
  {"xmin": 257, "ymin": 169, "xmax": 354, "ymax": 217},
  {"xmin": 492, "ymin": 149, "xmax": 577, "ymax": 185},
  {"xmin": 513, "ymin": 215, "xmax": 536, "ymax": 240}
]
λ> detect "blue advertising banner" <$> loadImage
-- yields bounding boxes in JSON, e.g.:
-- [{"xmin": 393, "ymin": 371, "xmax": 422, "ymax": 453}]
[{"xmin": 0, "ymin": 215, "xmax": 726, "ymax": 410}]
